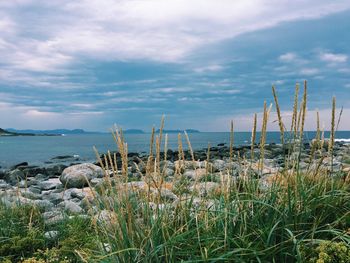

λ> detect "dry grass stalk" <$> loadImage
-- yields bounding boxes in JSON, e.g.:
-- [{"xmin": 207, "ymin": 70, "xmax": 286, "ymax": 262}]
[
  {"xmin": 177, "ymin": 133, "xmax": 185, "ymax": 174},
  {"xmin": 146, "ymin": 127, "xmax": 155, "ymax": 174},
  {"xmin": 328, "ymin": 96, "xmax": 336, "ymax": 154},
  {"xmin": 272, "ymin": 86, "xmax": 284, "ymax": 144},
  {"xmin": 115, "ymin": 128, "xmax": 128, "ymax": 180},
  {"xmin": 259, "ymin": 102, "xmax": 272, "ymax": 172},
  {"xmin": 251, "ymin": 113, "xmax": 257, "ymax": 160},
  {"xmin": 300, "ymin": 80, "xmax": 307, "ymax": 140},
  {"xmin": 291, "ymin": 83, "xmax": 300, "ymax": 137},
  {"xmin": 206, "ymin": 143, "xmax": 211, "ymax": 175},
  {"xmin": 184, "ymin": 131, "xmax": 195, "ymax": 167},
  {"xmin": 336, "ymin": 106, "xmax": 343, "ymax": 132},
  {"xmin": 230, "ymin": 120, "xmax": 234, "ymax": 163}
]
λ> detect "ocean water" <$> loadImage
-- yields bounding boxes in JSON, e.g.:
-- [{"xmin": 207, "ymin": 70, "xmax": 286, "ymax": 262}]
[{"xmin": 1, "ymin": 131, "xmax": 350, "ymax": 169}]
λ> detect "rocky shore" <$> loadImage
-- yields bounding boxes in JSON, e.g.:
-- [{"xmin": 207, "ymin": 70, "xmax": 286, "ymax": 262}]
[{"xmin": 1, "ymin": 141, "xmax": 349, "ymax": 233}]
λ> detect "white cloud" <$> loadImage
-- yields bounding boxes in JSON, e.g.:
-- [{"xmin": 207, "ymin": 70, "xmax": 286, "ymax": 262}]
[
  {"xmin": 0, "ymin": 102, "xmax": 105, "ymax": 130},
  {"xmin": 194, "ymin": 64, "xmax": 225, "ymax": 73},
  {"xmin": 0, "ymin": 0, "xmax": 349, "ymax": 78},
  {"xmin": 300, "ymin": 68, "xmax": 319, "ymax": 76},
  {"xmin": 279, "ymin": 52, "xmax": 298, "ymax": 62},
  {"xmin": 320, "ymin": 52, "xmax": 348, "ymax": 63}
]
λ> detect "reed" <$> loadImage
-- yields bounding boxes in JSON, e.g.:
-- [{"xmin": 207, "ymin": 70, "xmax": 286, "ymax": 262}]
[
  {"xmin": 272, "ymin": 86, "xmax": 284, "ymax": 144},
  {"xmin": 291, "ymin": 83, "xmax": 300, "ymax": 138},
  {"xmin": 328, "ymin": 96, "xmax": 336, "ymax": 154},
  {"xmin": 259, "ymin": 101, "xmax": 272, "ymax": 173},
  {"xmin": 229, "ymin": 120, "xmax": 234, "ymax": 163},
  {"xmin": 250, "ymin": 113, "xmax": 257, "ymax": 160}
]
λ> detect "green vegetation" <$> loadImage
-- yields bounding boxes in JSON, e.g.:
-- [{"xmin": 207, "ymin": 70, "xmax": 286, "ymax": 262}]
[{"xmin": 0, "ymin": 82, "xmax": 349, "ymax": 262}]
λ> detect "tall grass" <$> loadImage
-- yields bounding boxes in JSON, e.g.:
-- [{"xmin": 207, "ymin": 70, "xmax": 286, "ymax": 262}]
[{"xmin": 81, "ymin": 83, "xmax": 350, "ymax": 262}]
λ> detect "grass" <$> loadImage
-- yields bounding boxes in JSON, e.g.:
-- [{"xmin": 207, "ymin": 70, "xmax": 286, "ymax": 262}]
[{"xmin": 0, "ymin": 82, "xmax": 349, "ymax": 262}]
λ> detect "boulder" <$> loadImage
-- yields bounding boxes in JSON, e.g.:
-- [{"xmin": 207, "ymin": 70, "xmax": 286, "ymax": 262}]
[{"xmin": 60, "ymin": 163, "xmax": 104, "ymax": 188}]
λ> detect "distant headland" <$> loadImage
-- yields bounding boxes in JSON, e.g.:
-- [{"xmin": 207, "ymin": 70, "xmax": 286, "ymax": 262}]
[{"xmin": 1, "ymin": 128, "xmax": 201, "ymax": 136}]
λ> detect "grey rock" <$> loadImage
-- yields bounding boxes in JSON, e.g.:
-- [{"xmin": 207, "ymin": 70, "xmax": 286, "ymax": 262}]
[
  {"xmin": 95, "ymin": 210, "xmax": 117, "ymax": 230},
  {"xmin": 60, "ymin": 200, "xmax": 83, "ymax": 213},
  {"xmin": 22, "ymin": 166, "xmax": 47, "ymax": 177},
  {"xmin": 33, "ymin": 200, "xmax": 54, "ymax": 210},
  {"xmin": 70, "ymin": 189, "xmax": 86, "ymax": 200},
  {"xmin": 43, "ymin": 211, "xmax": 65, "ymax": 225},
  {"xmin": 0, "ymin": 169, "xmax": 6, "ymax": 180},
  {"xmin": 0, "ymin": 179, "xmax": 9, "ymax": 189},
  {"xmin": 46, "ymin": 164, "xmax": 67, "ymax": 177},
  {"xmin": 212, "ymin": 160, "xmax": 226, "ymax": 172},
  {"xmin": 44, "ymin": 231, "xmax": 59, "ymax": 241},
  {"xmin": 6, "ymin": 169, "xmax": 25, "ymax": 185},
  {"xmin": 20, "ymin": 189, "xmax": 41, "ymax": 200},
  {"xmin": 151, "ymin": 188, "xmax": 178, "ymax": 202},
  {"xmin": 28, "ymin": 185, "xmax": 42, "ymax": 194},
  {"xmin": 39, "ymin": 178, "xmax": 62, "ymax": 190},
  {"xmin": 35, "ymin": 173, "xmax": 49, "ymax": 181},
  {"xmin": 60, "ymin": 163, "xmax": 104, "ymax": 188},
  {"xmin": 164, "ymin": 168, "xmax": 175, "ymax": 177},
  {"xmin": 90, "ymin": 178, "xmax": 103, "ymax": 186},
  {"xmin": 42, "ymin": 192, "xmax": 64, "ymax": 205}
]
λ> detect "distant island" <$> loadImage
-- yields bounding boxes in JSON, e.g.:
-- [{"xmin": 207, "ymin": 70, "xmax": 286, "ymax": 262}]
[
  {"xmin": 5, "ymin": 128, "xmax": 104, "ymax": 136},
  {"xmin": 155, "ymin": 129, "xmax": 200, "ymax": 134},
  {"xmin": 0, "ymin": 128, "xmax": 36, "ymax": 136}
]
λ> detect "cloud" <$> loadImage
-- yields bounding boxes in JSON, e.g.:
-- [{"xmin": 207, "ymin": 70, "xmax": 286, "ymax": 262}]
[
  {"xmin": 320, "ymin": 52, "xmax": 347, "ymax": 63},
  {"xmin": 300, "ymin": 68, "xmax": 319, "ymax": 76},
  {"xmin": 0, "ymin": 0, "xmax": 349, "ymax": 77},
  {"xmin": 194, "ymin": 64, "xmax": 225, "ymax": 73},
  {"xmin": 279, "ymin": 52, "xmax": 298, "ymax": 62}
]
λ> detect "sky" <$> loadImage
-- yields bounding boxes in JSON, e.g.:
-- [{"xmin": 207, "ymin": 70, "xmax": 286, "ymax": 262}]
[{"xmin": 0, "ymin": 0, "xmax": 350, "ymax": 132}]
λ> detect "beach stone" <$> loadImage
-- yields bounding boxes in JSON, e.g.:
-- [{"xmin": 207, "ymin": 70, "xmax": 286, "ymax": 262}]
[
  {"xmin": 19, "ymin": 189, "xmax": 41, "ymax": 200},
  {"xmin": 70, "ymin": 189, "xmax": 87, "ymax": 200},
  {"xmin": 60, "ymin": 163, "xmax": 104, "ymax": 188},
  {"xmin": 90, "ymin": 178, "xmax": 103, "ymax": 186},
  {"xmin": 35, "ymin": 173, "xmax": 49, "ymax": 181},
  {"xmin": 212, "ymin": 160, "xmax": 226, "ymax": 172},
  {"xmin": 39, "ymin": 178, "xmax": 62, "ymax": 190},
  {"xmin": 42, "ymin": 192, "xmax": 64, "ymax": 205},
  {"xmin": 60, "ymin": 200, "xmax": 83, "ymax": 214},
  {"xmin": 150, "ymin": 188, "xmax": 178, "ymax": 202},
  {"xmin": 10, "ymin": 162, "xmax": 28, "ymax": 170},
  {"xmin": 0, "ymin": 180, "xmax": 9, "ymax": 189},
  {"xmin": 22, "ymin": 166, "xmax": 47, "ymax": 177},
  {"xmin": 43, "ymin": 210, "xmax": 65, "ymax": 225},
  {"xmin": 164, "ymin": 168, "xmax": 175, "ymax": 177},
  {"xmin": 94, "ymin": 210, "xmax": 117, "ymax": 230},
  {"xmin": 46, "ymin": 164, "xmax": 67, "ymax": 177},
  {"xmin": 28, "ymin": 185, "xmax": 42, "ymax": 194},
  {"xmin": 0, "ymin": 169, "xmax": 5, "ymax": 180},
  {"xmin": 44, "ymin": 231, "xmax": 59, "ymax": 241},
  {"xmin": 33, "ymin": 199, "xmax": 54, "ymax": 210},
  {"xmin": 183, "ymin": 168, "xmax": 207, "ymax": 180},
  {"xmin": 6, "ymin": 169, "xmax": 25, "ymax": 185}
]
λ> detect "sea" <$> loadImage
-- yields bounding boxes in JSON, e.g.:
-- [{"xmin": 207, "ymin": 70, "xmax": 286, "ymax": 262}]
[{"xmin": 1, "ymin": 131, "xmax": 350, "ymax": 169}]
